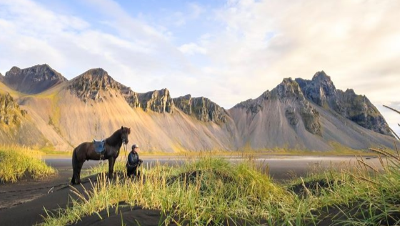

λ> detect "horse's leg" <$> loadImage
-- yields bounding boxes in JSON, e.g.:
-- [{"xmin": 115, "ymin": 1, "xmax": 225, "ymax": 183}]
[
  {"xmin": 76, "ymin": 161, "xmax": 84, "ymax": 184},
  {"xmin": 71, "ymin": 171, "xmax": 76, "ymax": 185},
  {"xmin": 71, "ymin": 149, "xmax": 78, "ymax": 184},
  {"xmin": 108, "ymin": 157, "xmax": 115, "ymax": 179}
]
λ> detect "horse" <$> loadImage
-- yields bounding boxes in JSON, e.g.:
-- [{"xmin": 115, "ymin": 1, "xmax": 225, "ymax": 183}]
[{"xmin": 71, "ymin": 126, "xmax": 131, "ymax": 184}]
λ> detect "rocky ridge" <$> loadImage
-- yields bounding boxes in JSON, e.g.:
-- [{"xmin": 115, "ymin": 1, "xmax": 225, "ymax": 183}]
[
  {"xmin": 234, "ymin": 78, "xmax": 322, "ymax": 135},
  {"xmin": 3, "ymin": 64, "xmax": 67, "ymax": 94},
  {"xmin": 296, "ymin": 71, "xmax": 391, "ymax": 136},
  {"xmin": 1, "ymin": 64, "xmax": 396, "ymax": 151},
  {"xmin": 173, "ymin": 95, "xmax": 230, "ymax": 124},
  {"xmin": 68, "ymin": 68, "xmax": 129, "ymax": 102},
  {"xmin": 137, "ymin": 89, "xmax": 174, "ymax": 113},
  {"xmin": 68, "ymin": 68, "xmax": 174, "ymax": 113}
]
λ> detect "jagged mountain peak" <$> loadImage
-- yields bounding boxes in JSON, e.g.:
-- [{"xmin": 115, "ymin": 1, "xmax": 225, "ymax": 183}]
[
  {"xmin": 312, "ymin": 70, "xmax": 331, "ymax": 81},
  {"xmin": 6, "ymin": 64, "xmax": 61, "ymax": 77},
  {"xmin": 9, "ymin": 66, "xmax": 21, "ymax": 73},
  {"xmin": 3, "ymin": 64, "xmax": 67, "ymax": 94},
  {"xmin": 271, "ymin": 77, "xmax": 305, "ymax": 100},
  {"xmin": 71, "ymin": 68, "xmax": 117, "ymax": 85},
  {"xmin": 78, "ymin": 68, "xmax": 108, "ymax": 78},
  {"xmin": 68, "ymin": 68, "xmax": 128, "ymax": 102},
  {"xmin": 297, "ymin": 71, "xmax": 391, "ymax": 136},
  {"xmin": 311, "ymin": 71, "xmax": 336, "ymax": 92}
]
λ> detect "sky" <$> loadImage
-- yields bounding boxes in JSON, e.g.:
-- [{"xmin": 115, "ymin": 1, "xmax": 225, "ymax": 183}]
[{"xmin": 0, "ymin": 0, "xmax": 399, "ymax": 136}]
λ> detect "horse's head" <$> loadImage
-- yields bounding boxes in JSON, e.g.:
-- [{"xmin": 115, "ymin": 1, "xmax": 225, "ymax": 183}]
[{"xmin": 120, "ymin": 126, "xmax": 131, "ymax": 145}]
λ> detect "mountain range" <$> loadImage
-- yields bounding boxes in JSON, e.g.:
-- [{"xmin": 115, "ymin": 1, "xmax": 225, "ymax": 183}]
[{"xmin": 0, "ymin": 64, "xmax": 397, "ymax": 152}]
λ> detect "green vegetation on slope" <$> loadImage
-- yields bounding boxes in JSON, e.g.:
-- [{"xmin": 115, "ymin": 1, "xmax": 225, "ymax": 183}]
[{"xmin": 0, "ymin": 146, "xmax": 57, "ymax": 183}]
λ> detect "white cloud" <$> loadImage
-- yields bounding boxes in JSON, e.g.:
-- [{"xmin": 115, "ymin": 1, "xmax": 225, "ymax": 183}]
[
  {"xmin": 179, "ymin": 43, "xmax": 207, "ymax": 55},
  {"xmin": 0, "ymin": 0, "xmax": 198, "ymax": 94},
  {"xmin": 0, "ymin": 0, "xmax": 399, "ymax": 134},
  {"xmin": 189, "ymin": 0, "xmax": 400, "ymax": 132}
]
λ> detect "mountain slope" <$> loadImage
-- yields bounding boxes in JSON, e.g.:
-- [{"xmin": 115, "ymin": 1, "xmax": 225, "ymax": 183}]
[
  {"xmin": 229, "ymin": 78, "xmax": 396, "ymax": 150},
  {"xmin": 0, "ymin": 64, "xmax": 396, "ymax": 151},
  {"xmin": 17, "ymin": 68, "xmax": 238, "ymax": 151},
  {"xmin": 0, "ymin": 82, "xmax": 48, "ymax": 146},
  {"xmin": 3, "ymin": 64, "xmax": 67, "ymax": 94}
]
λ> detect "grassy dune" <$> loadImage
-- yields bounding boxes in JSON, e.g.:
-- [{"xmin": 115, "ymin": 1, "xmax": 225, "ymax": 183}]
[
  {"xmin": 41, "ymin": 150, "xmax": 400, "ymax": 225},
  {"xmin": 0, "ymin": 146, "xmax": 57, "ymax": 183}
]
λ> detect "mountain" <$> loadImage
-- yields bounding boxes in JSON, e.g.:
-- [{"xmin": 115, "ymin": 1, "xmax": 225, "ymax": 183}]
[
  {"xmin": 229, "ymin": 77, "xmax": 395, "ymax": 150},
  {"xmin": 295, "ymin": 71, "xmax": 392, "ymax": 136},
  {"xmin": 0, "ymin": 65, "xmax": 396, "ymax": 151},
  {"xmin": 3, "ymin": 64, "xmax": 67, "ymax": 94},
  {"xmin": 11, "ymin": 68, "xmax": 238, "ymax": 151}
]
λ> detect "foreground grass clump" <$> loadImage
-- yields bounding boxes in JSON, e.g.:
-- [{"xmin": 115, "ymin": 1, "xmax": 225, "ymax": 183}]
[
  {"xmin": 286, "ymin": 151, "xmax": 400, "ymax": 225},
  {"xmin": 323, "ymin": 152, "xmax": 400, "ymax": 225},
  {"xmin": 43, "ymin": 158, "xmax": 313, "ymax": 225},
  {"xmin": 42, "ymin": 151, "xmax": 400, "ymax": 225},
  {"xmin": 0, "ymin": 146, "xmax": 57, "ymax": 183}
]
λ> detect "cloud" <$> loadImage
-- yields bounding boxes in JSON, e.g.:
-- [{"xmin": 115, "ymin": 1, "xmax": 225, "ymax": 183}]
[
  {"xmin": 189, "ymin": 0, "xmax": 400, "ymax": 131},
  {"xmin": 0, "ymin": 0, "xmax": 398, "ymax": 133},
  {"xmin": 179, "ymin": 43, "xmax": 207, "ymax": 55},
  {"xmin": 0, "ymin": 0, "xmax": 198, "ymax": 93}
]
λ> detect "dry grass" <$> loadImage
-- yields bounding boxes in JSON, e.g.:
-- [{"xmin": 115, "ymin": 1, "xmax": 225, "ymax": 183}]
[{"xmin": 0, "ymin": 146, "xmax": 57, "ymax": 183}]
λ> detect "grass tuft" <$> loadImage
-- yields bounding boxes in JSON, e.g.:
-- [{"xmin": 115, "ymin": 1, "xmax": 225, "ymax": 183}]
[{"xmin": 0, "ymin": 146, "xmax": 57, "ymax": 183}]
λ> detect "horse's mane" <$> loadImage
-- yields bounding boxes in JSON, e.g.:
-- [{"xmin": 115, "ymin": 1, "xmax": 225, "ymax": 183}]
[
  {"xmin": 105, "ymin": 126, "xmax": 130, "ymax": 146},
  {"xmin": 106, "ymin": 127, "xmax": 123, "ymax": 146}
]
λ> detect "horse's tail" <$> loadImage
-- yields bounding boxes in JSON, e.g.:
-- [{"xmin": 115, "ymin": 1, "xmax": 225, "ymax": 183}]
[{"xmin": 71, "ymin": 147, "xmax": 78, "ymax": 184}]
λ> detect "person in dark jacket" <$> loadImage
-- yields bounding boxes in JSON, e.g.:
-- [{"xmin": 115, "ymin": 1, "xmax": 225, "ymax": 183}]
[{"xmin": 126, "ymin": 144, "xmax": 143, "ymax": 178}]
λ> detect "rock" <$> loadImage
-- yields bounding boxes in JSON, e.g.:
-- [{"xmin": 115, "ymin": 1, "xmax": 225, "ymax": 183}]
[
  {"xmin": 296, "ymin": 71, "xmax": 392, "ymax": 136},
  {"xmin": 68, "ymin": 68, "xmax": 173, "ymax": 113},
  {"xmin": 285, "ymin": 107, "xmax": 299, "ymax": 126},
  {"xmin": 272, "ymin": 78, "xmax": 321, "ymax": 135},
  {"xmin": 121, "ymin": 88, "xmax": 140, "ymax": 108},
  {"xmin": 233, "ymin": 91, "xmax": 269, "ymax": 115},
  {"xmin": 68, "ymin": 68, "xmax": 128, "ymax": 102},
  {"xmin": 173, "ymin": 94, "xmax": 192, "ymax": 115},
  {"xmin": 0, "ymin": 93, "xmax": 26, "ymax": 125},
  {"xmin": 233, "ymin": 78, "xmax": 322, "ymax": 135},
  {"xmin": 3, "ymin": 64, "xmax": 67, "ymax": 94},
  {"xmin": 138, "ymin": 89, "xmax": 174, "ymax": 113},
  {"xmin": 270, "ymin": 78, "xmax": 305, "ymax": 100},
  {"xmin": 336, "ymin": 89, "xmax": 391, "ymax": 135},
  {"xmin": 173, "ymin": 95, "xmax": 230, "ymax": 124}
]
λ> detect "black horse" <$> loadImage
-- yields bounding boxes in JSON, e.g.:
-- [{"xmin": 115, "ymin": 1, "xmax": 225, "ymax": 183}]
[{"xmin": 71, "ymin": 126, "xmax": 131, "ymax": 184}]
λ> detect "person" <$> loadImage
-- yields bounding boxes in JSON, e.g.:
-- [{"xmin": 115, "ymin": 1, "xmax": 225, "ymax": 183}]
[{"xmin": 126, "ymin": 144, "xmax": 143, "ymax": 178}]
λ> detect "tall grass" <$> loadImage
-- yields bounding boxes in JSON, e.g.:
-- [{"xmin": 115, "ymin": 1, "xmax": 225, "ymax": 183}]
[
  {"xmin": 0, "ymin": 146, "xmax": 57, "ymax": 183},
  {"xmin": 41, "ymin": 148, "xmax": 400, "ymax": 225},
  {"xmin": 43, "ymin": 158, "xmax": 319, "ymax": 225}
]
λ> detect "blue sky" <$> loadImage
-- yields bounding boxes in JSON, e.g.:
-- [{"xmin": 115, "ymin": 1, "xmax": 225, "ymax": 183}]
[{"xmin": 0, "ymin": 0, "xmax": 399, "ymax": 136}]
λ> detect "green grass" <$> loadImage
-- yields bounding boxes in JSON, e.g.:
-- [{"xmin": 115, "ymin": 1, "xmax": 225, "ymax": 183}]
[
  {"xmin": 0, "ymin": 146, "xmax": 57, "ymax": 183},
  {"xmin": 41, "ymin": 149, "xmax": 400, "ymax": 226}
]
